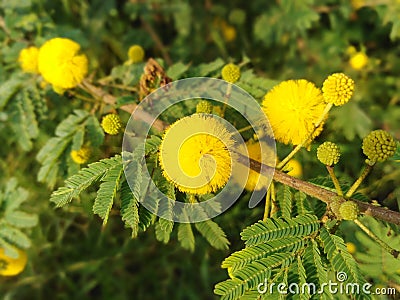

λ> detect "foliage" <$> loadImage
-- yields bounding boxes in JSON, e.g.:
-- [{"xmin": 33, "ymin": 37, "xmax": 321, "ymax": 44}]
[{"xmin": 1, "ymin": 0, "xmax": 400, "ymax": 299}]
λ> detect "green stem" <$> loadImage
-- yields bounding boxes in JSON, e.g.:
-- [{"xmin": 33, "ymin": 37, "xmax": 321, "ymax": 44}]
[
  {"xmin": 237, "ymin": 124, "xmax": 253, "ymax": 134},
  {"xmin": 221, "ymin": 83, "xmax": 232, "ymax": 117},
  {"xmin": 263, "ymin": 187, "xmax": 271, "ymax": 221},
  {"xmin": 354, "ymin": 219, "xmax": 399, "ymax": 259},
  {"xmin": 346, "ymin": 164, "xmax": 373, "ymax": 198},
  {"xmin": 326, "ymin": 165, "xmax": 343, "ymax": 196},
  {"xmin": 277, "ymin": 103, "xmax": 332, "ymax": 170}
]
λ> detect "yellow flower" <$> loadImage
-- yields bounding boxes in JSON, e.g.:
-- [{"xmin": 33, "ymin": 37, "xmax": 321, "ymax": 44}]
[
  {"xmin": 322, "ymin": 73, "xmax": 354, "ymax": 106},
  {"xmin": 70, "ymin": 146, "xmax": 91, "ymax": 164},
  {"xmin": 38, "ymin": 38, "xmax": 88, "ymax": 90},
  {"xmin": 346, "ymin": 242, "xmax": 357, "ymax": 254},
  {"xmin": 262, "ymin": 79, "xmax": 326, "ymax": 146},
  {"xmin": 284, "ymin": 159, "xmax": 303, "ymax": 178},
  {"xmin": 349, "ymin": 52, "xmax": 368, "ymax": 70},
  {"xmin": 221, "ymin": 23, "xmax": 237, "ymax": 42},
  {"xmin": 158, "ymin": 114, "xmax": 234, "ymax": 195},
  {"xmin": 221, "ymin": 63, "xmax": 241, "ymax": 83},
  {"xmin": 18, "ymin": 46, "xmax": 39, "ymax": 73},
  {"xmin": 351, "ymin": 0, "xmax": 365, "ymax": 10},
  {"xmin": 101, "ymin": 114, "xmax": 122, "ymax": 135},
  {"xmin": 235, "ymin": 140, "xmax": 276, "ymax": 191},
  {"xmin": 127, "ymin": 45, "xmax": 145, "ymax": 63},
  {"xmin": 0, "ymin": 248, "xmax": 27, "ymax": 277}
]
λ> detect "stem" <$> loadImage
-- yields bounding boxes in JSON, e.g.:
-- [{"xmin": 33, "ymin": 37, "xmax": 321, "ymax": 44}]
[
  {"xmin": 237, "ymin": 124, "xmax": 253, "ymax": 134},
  {"xmin": 263, "ymin": 187, "xmax": 271, "ymax": 221},
  {"xmin": 140, "ymin": 17, "xmax": 173, "ymax": 66},
  {"xmin": 221, "ymin": 83, "xmax": 232, "ymax": 117},
  {"xmin": 346, "ymin": 164, "xmax": 373, "ymax": 198},
  {"xmin": 277, "ymin": 103, "xmax": 333, "ymax": 170},
  {"xmin": 326, "ymin": 165, "xmax": 343, "ymax": 196},
  {"xmin": 354, "ymin": 219, "xmax": 400, "ymax": 259}
]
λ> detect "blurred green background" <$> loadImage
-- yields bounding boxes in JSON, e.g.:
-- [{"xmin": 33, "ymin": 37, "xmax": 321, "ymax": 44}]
[{"xmin": 1, "ymin": 0, "xmax": 400, "ymax": 299}]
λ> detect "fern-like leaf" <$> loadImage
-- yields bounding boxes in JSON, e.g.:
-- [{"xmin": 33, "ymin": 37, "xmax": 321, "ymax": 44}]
[
  {"xmin": 120, "ymin": 180, "xmax": 140, "ymax": 238},
  {"xmin": 195, "ymin": 219, "xmax": 230, "ymax": 250},
  {"xmin": 93, "ymin": 163, "xmax": 124, "ymax": 225},
  {"xmin": 241, "ymin": 214, "xmax": 320, "ymax": 246},
  {"xmin": 178, "ymin": 223, "xmax": 195, "ymax": 252},
  {"xmin": 50, "ymin": 155, "xmax": 122, "ymax": 207}
]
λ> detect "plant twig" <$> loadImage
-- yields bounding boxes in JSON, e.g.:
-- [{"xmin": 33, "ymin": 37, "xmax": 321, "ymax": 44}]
[
  {"xmin": 326, "ymin": 165, "xmax": 343, "ymax": 196},
  {"xmin": 354, "ymin": 219, "xmax": 399, "ymax": 259},
  {"xmin": 346, "ymin": 164, "xmax": 373, "ymax": 198},
  {"xmin": 140, "ymin": 17, "xmax": 173, "ymax": 66}
]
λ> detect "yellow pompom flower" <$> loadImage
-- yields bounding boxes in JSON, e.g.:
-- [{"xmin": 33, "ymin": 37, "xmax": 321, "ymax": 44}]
[
  {"xmin": 158, "ymin": 114, "xmax": 234, "ymax": 195},
  {"xmin": 38, "ymin": 38, "xmax": 88, "ymax": 90},
  {"xmin": 322, "ymin": 73, "xmax": 355, "ymax": 106},
  {"xmin": 101, "ymin": 114, "xmax": 122, "ymax": 135},
  {"xmin": 362, "ymin": 130, "xmax": 396, "ymax": 165},
  {"xmin": 346, "ymin": 242, "xmax": 357, "ymax": 254},
  {"xmin": 221, "ymin": 23, "xmax": 237, "ymax": 42},
  {"xmin": 196, "ymin": 100, "xmax": 213, "ymax": 114},
  {"xmin": 70, "ymin": 146, "xmax": 91, "ymax": 164},
  {"xmin": 0, "ymin": 248, "xmax": 27, "ymax": 277},
  {"xmin": 221, "ymin": 63, "xmax": 240, "ymax": 83},
  {"xmin": 349, "ymin": 52, "xmax": 368, "ymax": 70},
  {"xmin": 128, "ymin": 45, "xmax": 145, "ymax": 63},
  {"xmin": 317, "ymin": 142, "xmax": 341, "ymax": 166},
  {"xmin": 262, "ymin": 79, "xmax": 326, "ymax": 146},
  {"xmin": 18, "ymin": 46, "xmax": 39, "ymax": 73},
  {"xmin": 285, "ymin": 159, "xmax": 303, "ymax": 178}
]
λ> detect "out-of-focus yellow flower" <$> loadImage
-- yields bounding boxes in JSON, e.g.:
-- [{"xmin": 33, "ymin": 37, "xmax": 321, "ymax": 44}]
[
  {"xmin": 38, "ymin": 38, "xmax": 88, "ymax": 90},
  {"xmin": 284, "ymin": 159, "xmax": 303, "ymax": 178},
  {"xmin": 70, "ymin": 146, "xmax": 91, "ymax": 164},
  {"xmin": 221, "ymin": 23, "xmax": 236, "ymax": 42},
  {"xmin": 349, "ymin": 52, "xmax": 368, "ymax": 70},
  {"xmin": 18, "ymin": 46, "xmax": 39, "ymax": 73},
  {"xmin": 262, "ymin": 80, "xmax": 326, "ymax": 146},
  {"xmin": 351, "ymin": 0, "xmax": 365, "ymax": 10},
  {"xmin": 236, "ymin": 140, "xmax": 276, "ymax": 191},
  {"xmin": 0, "ymin": 248, "xmax": 27, "ymax": 277},
  {"xmin": 346, "ymin": 242, "xmax": 357, "ymax": 254},
  {"xmin": 127, "ymin": 45, "xmax": 145, "ymax": 64}
]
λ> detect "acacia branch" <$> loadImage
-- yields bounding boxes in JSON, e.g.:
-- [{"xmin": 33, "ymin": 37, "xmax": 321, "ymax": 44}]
[{"xmin": 86, "ymin": 81, "xmax": 400, "ymax": 226}]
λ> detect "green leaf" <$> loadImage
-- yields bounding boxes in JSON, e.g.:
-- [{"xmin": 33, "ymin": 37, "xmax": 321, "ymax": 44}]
[
  {"xmin": 195, "ymin": 220, "xmax": 229, "ymax": 250},
  {"xmin": 86, "ymin": 115, "xmax": 105, "ymax": 147},
  {"xmin": 241, "ymin": 214, "xmax": 320, "ymax": 246},
  {"xmin": 55, "ymin": 109, "xmax": 89, "ymax": 137},
  {"xmin": 120, "ymin": 180, "xmax": 140, "ymax": 238},
  {"xmin": 167, "ymin": 62, "xmax": 190, "ymax": 80},
  {"xmin": 155, "ymin": 218, "xmax": 174, "ymax": 244},
  {"xmin": 0, "ymin": 76, "xmax": 22, "ymax": 110},
  {"xmin": 277, "ymin": 185, "xmax": 292, "ymax": 219},
  {"xmin": 50, "ymin": 155, "xmax": 122, "ymax": 207},
  {"xmin": 192, "ymin": 58, "xmax": 225, "ymax": 77},
  {"xmin": 0, "ymin": 225, "xmax": 31, "ymax": 249},
  {"xmin": 93, "ymin": 163, "xmax": 124, "ymax": 225},
  {"xmin": 4, "ymin": 211, "xmax": 38, "ymax": 228},
  {"xmin": 116, "ymin": 96, "xmax": 137, "ymax": 108},
  {"xmin": 178, "ymin": 223, "xmax": 195, "ymax": 252}
]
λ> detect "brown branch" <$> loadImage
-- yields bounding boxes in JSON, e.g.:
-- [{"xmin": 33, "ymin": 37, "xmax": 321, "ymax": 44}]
[
  {"xmin": 140, "ymin": 17, "xmax": 173, "ymax": 66},
  {"xmin": 83, "ymin": 81, "xmax": 400, "ymax": 226},
  {"xmin": 79, "ymin": 80, "xmax": 167, "ymax": 132}
]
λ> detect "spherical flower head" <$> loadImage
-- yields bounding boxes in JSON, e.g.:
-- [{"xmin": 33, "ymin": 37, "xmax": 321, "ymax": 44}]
[
  {"xmin": 221, "ymin": 24, "xmax": 237, "ymax": 42},
  {"xmin": 285, "ymin": 159, "xmax": 303, "ymax": 178},
  {"xmin": 339, "ymin": 201, "xmax": 359, "ymax": 221},
  {"xmin": 221, "ymin": 63, "xmax": 240, "ymax": 83},
  {"xmin": 128, "ymin": 45, "xmax": 145, "ymax": 63},
  {"xmin": 158, "ymin": 114, "xmax": 234, "ymax": 195},
  {"xmin": 0, "ymin": 248, "xmax": 27, "ymax": 276},
  {"xmin": 349, "ymin": 52, "xmax": 368, "ymax": 70},
  {"xmin": 18, "ymin": 46, "xmax": 39, "ymax": 73},
  {"xmin": 262, "ymin": 79, "xmax": 326, "ymax": 146},
  {"xmin": 362, "ymin": 130, "xmax": 396, "ymax": 165},
  {"xmin": 329, "ymin": 196, "xmax": 343, "ymax": 218},
  {"xmin": 70, "ymin": 146, "xmax": 91, "ymax": 164},
  {"xmin": 346, "ymin": 242, "xmax": 357, "ymax": 254},
  {"xmin": 322, "ymin": 73, "xmax": 354, "ymax": 106},
  {"xmin": 38, "ymin": 38, "xmax": 88, "ymax": 89},
  {"xmin": 196, "ymin": 100, "xmax": 213, "ymax": 114},
  {"xmin": 317, "ymin": 142, "xmax": 341, "ymax": 166},
  {"xmin": 101, "ymin": 114, "xmax": 122, "ymax": 135}
]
